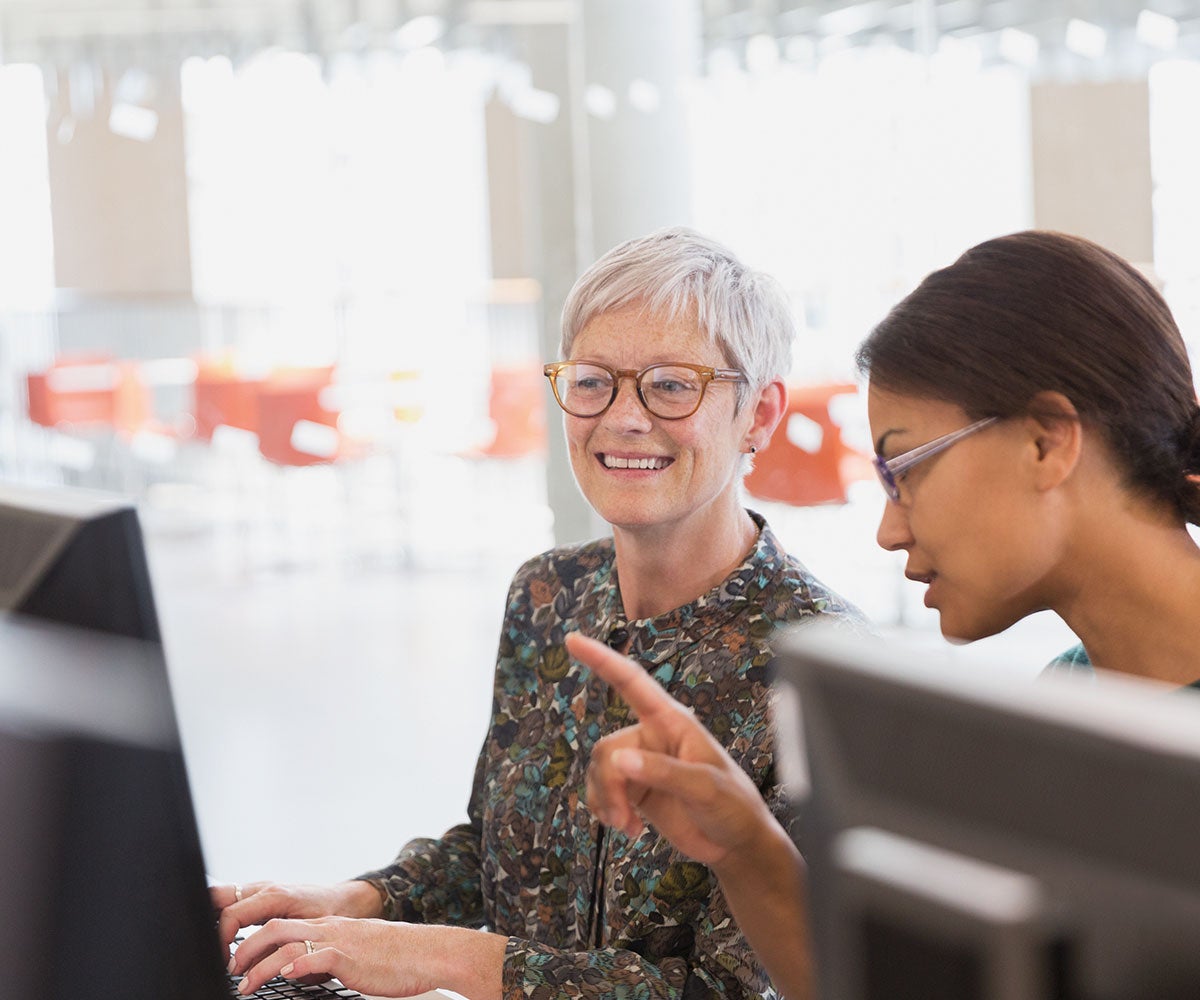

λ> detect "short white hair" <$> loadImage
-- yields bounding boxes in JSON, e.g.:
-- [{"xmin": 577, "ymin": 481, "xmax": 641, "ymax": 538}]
[{"xmin": 560, "ymin": 227, "xmax": 796, "ymax": 398}]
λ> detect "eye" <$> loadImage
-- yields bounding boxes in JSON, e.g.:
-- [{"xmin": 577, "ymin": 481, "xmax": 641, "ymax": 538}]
[{"xmin": 574, "ymin": 375, "xmax": 608, "ymax": 391}]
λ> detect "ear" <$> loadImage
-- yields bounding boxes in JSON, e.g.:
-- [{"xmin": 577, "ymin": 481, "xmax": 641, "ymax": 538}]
[
  {"xmin": 745, "ymin": 379, "xmax": 787, "ymax": 451},
  {"xmin": 1023, "ymin": 390, "xmax": 1082, "ymax": 491}
]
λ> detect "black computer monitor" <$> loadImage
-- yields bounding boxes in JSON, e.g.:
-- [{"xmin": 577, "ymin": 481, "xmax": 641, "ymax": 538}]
[
  {"xmin": 0, "ymin": 481, "xmax": 229, "ymax": 999},
  {"xmin": 0, "ymin": 481, "xmax": 159, "ymax": 639},
  {"xmin": 774, "ymin": 625, "xmax": 1200, "ymax": 1000}
]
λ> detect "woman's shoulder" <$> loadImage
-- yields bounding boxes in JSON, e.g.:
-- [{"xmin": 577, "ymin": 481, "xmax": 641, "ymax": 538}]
[
  {"xmin": 1040, "ymin": 641, "xmax": 1093, "ymax": 677},
  {"xmin": 755, "ymin": 520, "xmax": 867, "ymax": 623},
  {"xmin": 508, "ymin": 536, "xmax": 616, "ymax": 589}
]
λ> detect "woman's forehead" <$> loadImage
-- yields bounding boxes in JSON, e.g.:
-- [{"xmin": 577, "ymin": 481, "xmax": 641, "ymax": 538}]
[
  {"xmin": 572, "ymin": 302, "xmax": 716, "ymax": 357},
  {"xmin": 867, "ymin": 384, "xmax": 970, "ymax": 431}
]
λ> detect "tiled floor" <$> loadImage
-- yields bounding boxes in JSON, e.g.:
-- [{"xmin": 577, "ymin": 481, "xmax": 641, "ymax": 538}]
[{"xmin": 144, "ymin": 473, "xmax": 1077, "ymax": 888}]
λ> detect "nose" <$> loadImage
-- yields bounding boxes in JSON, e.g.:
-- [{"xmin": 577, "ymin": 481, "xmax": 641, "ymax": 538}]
[
  {"xmin": 876, "ymin": 497, "xmax": 914, "ymax": 553},
  {"xmin": 602, "ymin": 376, "xmax": 654, "ymax": 431}
]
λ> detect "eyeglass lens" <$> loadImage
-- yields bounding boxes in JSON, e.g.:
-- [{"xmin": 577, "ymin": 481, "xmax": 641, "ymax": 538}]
[{"xmin": 552, "ymin": 363, "xmax": 707, "ymax": 418}]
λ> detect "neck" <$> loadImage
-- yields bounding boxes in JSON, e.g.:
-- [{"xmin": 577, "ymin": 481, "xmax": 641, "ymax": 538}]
[
  {"xmin": 611, "ymin": 503, "xmax": 759, "ymax": 621},
  {"xmin": 1054, "ymin": 502, "xmax": 1200, "ymax": 686}
]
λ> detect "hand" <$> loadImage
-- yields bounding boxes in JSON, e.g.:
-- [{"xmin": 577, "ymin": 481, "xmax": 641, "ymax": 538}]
[
  {"xmin": 230, "ymin": 916, "xmax": 434, "ymax": 997},
  {"xmin": 229, "ymin": 917, "xmax": 507, "ymax": 1000},
  {"xmin": 569, "ymin": 633, "xmax": 777, "ymax": 871},
  {"xmin": 211, "ymin": 880, "xmax": 384, "ymax": 960}
]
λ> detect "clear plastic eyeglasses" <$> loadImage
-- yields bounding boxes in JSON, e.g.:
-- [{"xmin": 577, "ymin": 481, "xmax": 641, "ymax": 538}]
[
  {"xmin": 543, "ymin": 361, "xmax": 746, "ymax": 420},
  {"xmin": 874, "ymin": 415, "xmax": 1000, "ymax": 502}
]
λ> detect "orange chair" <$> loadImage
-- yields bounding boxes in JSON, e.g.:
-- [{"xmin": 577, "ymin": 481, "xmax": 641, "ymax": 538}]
[
  {"xmin": 191, "ymin": 362, "xmax": 263, "ymax": 441},
  {"xmin": 475, "ymin": 364, "xmax": 547, "ymax": 458},
  {"xmin": 744, "ymin": 382, "xmax": 866, "ymax": 506},
  {"xmin": 26, "ymin": 356, "xmax": 150, "ymax": 435},
  {"xmin": 254, "ymin": 367, "xmax": 343, "ymax": 467}
]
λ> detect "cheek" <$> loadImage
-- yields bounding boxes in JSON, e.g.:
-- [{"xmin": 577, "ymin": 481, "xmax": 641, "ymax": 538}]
[
  {"xmin": 945, "ymin": 492, "xmax": 1059, "ymax": 596},
  {"xmin": 563, "ymin": 417, "xmax": 590, "ymax": 454},
  {"xmin": 685, "ymin": 413, "xmax": 743, "ymax": 468}
]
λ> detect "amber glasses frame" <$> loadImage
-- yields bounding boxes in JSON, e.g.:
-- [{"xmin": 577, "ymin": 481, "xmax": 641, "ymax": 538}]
[{"xmin": 543, "ymin": 360, "xmax": 747, "ymax": 420}]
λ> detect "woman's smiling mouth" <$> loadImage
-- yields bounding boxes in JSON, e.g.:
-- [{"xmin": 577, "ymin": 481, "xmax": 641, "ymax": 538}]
[{"xmin": 599, "ymin": 453, "xmax": 674, "ymax": 471}]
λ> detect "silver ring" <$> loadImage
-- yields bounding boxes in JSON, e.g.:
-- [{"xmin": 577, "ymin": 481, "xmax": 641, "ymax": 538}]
[
  {"xmin": 304, "ymin": 940, "xmax": 315, "ymax": 956},
  {"xmin": 233, "ymin": 883, "xmax": 243, "ymax": 903}
]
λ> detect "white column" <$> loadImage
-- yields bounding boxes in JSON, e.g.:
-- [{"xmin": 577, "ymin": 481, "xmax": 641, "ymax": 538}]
[{"xmin": 484, "ymin": 0, "xmax": 701, "ymax": 545}]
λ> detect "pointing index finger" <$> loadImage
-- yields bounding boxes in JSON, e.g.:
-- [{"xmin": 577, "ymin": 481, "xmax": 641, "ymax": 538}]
[{"xmin": 565, "ymin": 633, "xmax": 680, "ymax": 722}]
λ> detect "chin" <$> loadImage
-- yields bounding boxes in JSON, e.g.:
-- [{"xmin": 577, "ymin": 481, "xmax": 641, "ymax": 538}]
[{"xmin": 938, "ymin": 610, "xmax": 1015, "ymax": 645}]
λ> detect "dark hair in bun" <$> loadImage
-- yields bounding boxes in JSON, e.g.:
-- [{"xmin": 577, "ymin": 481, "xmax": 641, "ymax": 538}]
[{"xmin": 857, "ymin": 230, "xmax": 1200, "ymax": 524}]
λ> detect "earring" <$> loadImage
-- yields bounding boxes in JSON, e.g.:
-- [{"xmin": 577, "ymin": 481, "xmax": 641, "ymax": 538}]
[{"xmin": 748, "ymin": 445, "xmax": 758, "ymax": 455}]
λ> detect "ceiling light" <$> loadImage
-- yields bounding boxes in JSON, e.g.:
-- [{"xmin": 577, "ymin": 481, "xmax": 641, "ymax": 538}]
[
  {"xmin": 1137, "ymin": 9, "xmax": 1179, "ymax": 50},
  {"xmin": 584, "ymin": 84, "xmax": 616, "ymax": 120},
  {"xmin": 114, "ymin": 67, "xmax": 152, "ymax": 106},
  {"xmin": 998, "ymin": 27, "xmax": 1039, "ymax": 67},
  {"xmin": 745, "ymin": 34, "xmax": 780, "ymax": 75},
  {"xmin": 817, "ymin": 1, "xmax": 889, "ymax": 37},
  {"xmin": 1065, "ymin": 18, "xmax": 1106, "ymax": 59},
  {"xmin": 393, "ymin": 15, "xmax": 446, "ymax": 50},
  {"xmin": 627, "ymin": 79, "xmax": 660, "ymax": 114},
  {"xmin": 509, "ymin": 86, "xmax": 559, "ymax": 124},
  {"xmin": 109, "ymin": 103, "xmax": 158, "ymax": 142}
]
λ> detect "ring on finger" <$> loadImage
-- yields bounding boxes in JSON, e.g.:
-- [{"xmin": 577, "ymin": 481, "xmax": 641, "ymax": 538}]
[{"xmin": 304, "ymin": 940, "xmax": 315, "ymax": 956}]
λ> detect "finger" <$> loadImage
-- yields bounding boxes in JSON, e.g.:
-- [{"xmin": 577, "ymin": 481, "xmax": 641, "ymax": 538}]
[
  {"xmin": 586, "ymin": 761, "xmax": 633, "ymax": 833},
  {"xmin": 566, "ymin": 633, "xmax": 683, "ymax": 722},
  {"xmin": 586, "ymin": 730, "xmax": 646, "ymax": 831},
  {"xmin": 218, "ymin": 891, "xmax": 290, "ymax": 955},
  {"xmin": 210, "ymin": 884, "xmax": 239, "ymax": 910},
  {"xmin": 212, "ymin": 880, "xmax": 268, "ymax": 910},
  {"xmin": 236, "ymin": 939, "xmax": 311, "ymax": 996},
  {"xmin": 229, "ymin": 918, "xmax": 312, "ymax": 975},
  {"xmin": 279, "ymin": 942, "xmax": 339, "ymax": 985},
  {"xmin": 613, "ymin": 747, "xmax": 730, "ymax": 808}
]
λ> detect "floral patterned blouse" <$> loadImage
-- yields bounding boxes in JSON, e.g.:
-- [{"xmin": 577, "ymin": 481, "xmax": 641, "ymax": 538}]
[{"xmin": 357, "ymin": 512, "xmax": 863, "ymax": 1000}]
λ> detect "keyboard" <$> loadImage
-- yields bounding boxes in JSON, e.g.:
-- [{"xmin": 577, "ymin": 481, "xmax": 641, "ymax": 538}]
[{"xmin": 227, "ymin": 974, "xmax": 362, "ymax": 998}]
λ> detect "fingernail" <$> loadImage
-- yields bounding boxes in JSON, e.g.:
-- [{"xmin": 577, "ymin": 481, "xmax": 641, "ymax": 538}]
[
  {"xmin": 281, "ymin": 963, "xmax": 295, "ymax": 977},
  {"xmin": 238, "ymin": 980, "xmax": 252, "ymax": 995},
  {"xmin": 227, "ymin": 956, "xmax": 236, "ymax": 974},
  {"xmin": 614, "ymin": 748, "xmax": 643, "ymax": 775}
]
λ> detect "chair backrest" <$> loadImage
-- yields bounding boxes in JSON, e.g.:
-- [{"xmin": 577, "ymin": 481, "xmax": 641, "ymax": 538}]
[
  {"xmin": 744, "ymin": 382, "xmax": 862, "ymax": 506},
  {"xmin": 254, "ymin": 367, "xmax": 341, "ymax": 467},
  {"xmin": 27, "ymin": 358, "xmax": 150, "ymax": 436},
  {"xmin": 191, "ymin": 366, "xmax": 262, "ymax": 441},
  {"xmin": 478, "ymin": 364, "xmax": 547, "ymax": 458}
]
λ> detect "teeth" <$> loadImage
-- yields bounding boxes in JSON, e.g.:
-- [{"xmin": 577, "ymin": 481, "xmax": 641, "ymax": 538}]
[{"xmin": 602, "ymin": 454, "xmax": 671, "ymax": 470}]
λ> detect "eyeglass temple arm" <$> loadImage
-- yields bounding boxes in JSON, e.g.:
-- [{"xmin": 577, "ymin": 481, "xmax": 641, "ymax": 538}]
[{"xmin": 885, "ymin": 416, "xmax": 999, "ymax": 476}]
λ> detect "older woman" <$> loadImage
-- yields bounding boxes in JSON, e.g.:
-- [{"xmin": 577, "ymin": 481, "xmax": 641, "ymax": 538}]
[
  {"xmin": 219, "ymin": 226, "xmax": 861, "ymax": 1000},
  {"xmin": 579, "ymin": 230, "xmax": 1200, "ymax": 999}
]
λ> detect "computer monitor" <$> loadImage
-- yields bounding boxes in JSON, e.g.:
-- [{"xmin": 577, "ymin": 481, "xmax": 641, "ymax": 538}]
[
  {"xmin": 774, "ymin": 625, "xmax": 1200, "ymax": 1000},
  {"xmin": 0, "ymin": 480, "xmax": 159, "ymax": 639},
  {"xmin": 0, "ymin": 481, "xmax": 229, "ymax": 999}
]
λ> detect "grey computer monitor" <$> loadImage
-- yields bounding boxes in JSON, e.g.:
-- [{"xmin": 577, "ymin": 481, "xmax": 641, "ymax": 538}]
[
  {"xmin": 0, "ymin": 482, "xmax": 229, "ymax": 999},
  {"xmin": 0, "ymin": 481, "xmax": 159, "ymax": 639},
  {"xmin": 774, "ymin": 625, "xmax": 1200, "ymax": 1000}
]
